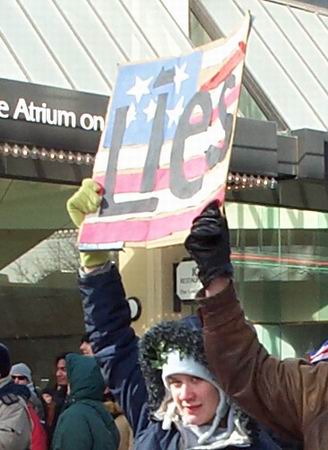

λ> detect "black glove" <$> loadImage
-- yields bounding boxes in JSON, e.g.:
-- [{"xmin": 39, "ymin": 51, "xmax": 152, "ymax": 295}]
[{"xmin": 184, "ymin": 201, "xmax": 233, "ymax": 287}]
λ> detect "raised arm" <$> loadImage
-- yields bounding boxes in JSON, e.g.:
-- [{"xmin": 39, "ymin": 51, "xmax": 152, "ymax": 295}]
[
  {"xmin": 66, "ymin": 180, "xmax": 149, "ymax": 436},
  {"xmin": 184, "ymin": 201, "xmax": 328, "ymax": 444}
]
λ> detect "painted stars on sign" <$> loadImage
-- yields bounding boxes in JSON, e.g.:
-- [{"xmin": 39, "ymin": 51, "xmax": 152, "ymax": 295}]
[
  {"xmin": 79, "ymin": 14, "xmax": 251, "ymax": 249},
  {"xmin": 103, "ymin": 52, "xmax": 202, "ymax": 146}
]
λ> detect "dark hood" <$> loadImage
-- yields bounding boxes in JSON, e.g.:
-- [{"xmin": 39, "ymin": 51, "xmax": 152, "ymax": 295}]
[{"xmin": 66, "ymin": 353, "xmax": 105, "ymax": 402}]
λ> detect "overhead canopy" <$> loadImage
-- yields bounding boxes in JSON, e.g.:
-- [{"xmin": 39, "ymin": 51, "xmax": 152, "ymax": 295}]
[
  {"xmin": 193, "ymin": 0, "xmax": 328, "ymax": 131},
  {"xmin": 0, "ymin": 0, "xmax": 192, "ymax": 95},
  {"xmin": 1, "ymin": 0, "xmax": 328, "ymax": 270}
]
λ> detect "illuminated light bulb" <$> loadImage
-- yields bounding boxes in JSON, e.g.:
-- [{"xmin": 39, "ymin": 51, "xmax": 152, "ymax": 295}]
[
  {"xmin": 248, "ymin": 175, "xmax": 255, "ymax": 188},
  {"xmin": 40, "ymin": 148, "xmax": 48, "ymax": 160},
  {"xmin": 75, "ymin": 152, "xmax": 83, "ymax": 165},
  {"xmin": 49, "ymin": 150, "xmax": 57, "ymax": 161},
  {"xmin": 12, "ymin": 145, "xmax": 20, "ymax": 157},
  {"xmin": 67, "ymin": 152, "xmax": 75, "ymax": 163},
  {"xmin": 3, "ymin": 143, "xmax": 11, "ymax": 154},
  {"xmin": 21, "ymin": 146, "xmax": 30, "ymax": 159},
  {"xmin": 31, "ymin": 147, "xmax": 40, "ymax": 159},
  {"xmin": 234, "ymin": 173, "xmax": 240, "ymax": 184},
  {"xmin": 85, "ymin": 154, "xmax": 94, "ymax": 165},
  {"xmin": 57, "ymin": 150, "xmax": 66, "ymax": 162}
]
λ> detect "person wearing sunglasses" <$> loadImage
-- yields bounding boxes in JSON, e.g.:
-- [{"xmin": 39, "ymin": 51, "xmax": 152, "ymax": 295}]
[{"xmin": 10, "ymin": 363, "xmax": 47, "ymax": 450}]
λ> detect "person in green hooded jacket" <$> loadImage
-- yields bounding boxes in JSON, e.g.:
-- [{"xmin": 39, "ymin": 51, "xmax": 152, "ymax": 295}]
[{"xmin": 51, "ymin": 353, "xmax": 119, "ymax": 450}]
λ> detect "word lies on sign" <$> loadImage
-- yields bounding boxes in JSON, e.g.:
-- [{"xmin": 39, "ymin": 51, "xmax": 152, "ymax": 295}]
[{"xmin": 79, "ymin": 15, "xmax": 251, "ymax": 250}]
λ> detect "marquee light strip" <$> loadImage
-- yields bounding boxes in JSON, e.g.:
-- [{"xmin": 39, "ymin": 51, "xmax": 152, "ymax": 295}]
[
  {"xmin": 226, "ymin": 172, "xmax": 277, "ymax": 190},
  {"xmin": 0, "ymin": 142, "xmax": 277, "ymax": 190},
  {"xmin": 54, "ymin": 229, "xmax": 78, "ymax": 237},
  {"xmin": 0, "ymin": 142, "xmax": 95, "ymax": 166}
]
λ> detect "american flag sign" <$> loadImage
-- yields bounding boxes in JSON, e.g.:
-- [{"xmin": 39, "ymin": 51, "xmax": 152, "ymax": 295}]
[{"xmin": 79, "ymin": 15, "xmax": 251, "ymax": 249}]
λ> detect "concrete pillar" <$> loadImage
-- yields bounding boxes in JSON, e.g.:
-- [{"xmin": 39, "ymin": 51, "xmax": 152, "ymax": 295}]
[{"xmin": 119, "ymin": 244, "xmax": 192, "ymax": 335}]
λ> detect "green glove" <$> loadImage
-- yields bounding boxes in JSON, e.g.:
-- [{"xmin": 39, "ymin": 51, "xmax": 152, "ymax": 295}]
[
  {"xmin": 67, "ymin": 178, "xmax": 110, "ymax": 268},
  {"xmin": 79, "ymin": 250, "xmax": 110, "ymax": 269},
  {"xmin": 67, "ymin": 178, "xmax": 102, "ymax": 228}
]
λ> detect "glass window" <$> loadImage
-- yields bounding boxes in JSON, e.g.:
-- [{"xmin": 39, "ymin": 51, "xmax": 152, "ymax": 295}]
[
  {"xmin": 231, "ymin": 227, "xmax": 328, "ymax": 358},
  {"xmin": 189, "ymin": 11, "xmax": 268, "ymax": 121}
]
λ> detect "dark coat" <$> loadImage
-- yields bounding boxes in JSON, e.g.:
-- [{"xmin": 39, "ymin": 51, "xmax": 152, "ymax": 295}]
[
  {"xmin": 51, "ymin": 353, "xmax": 119, "ymax": 450},
  {"xmin": 48, "ymin": 384, "xmax": 67, "ymax": 444},
  {"xmin": 79, "ymin": 263, "xmax": 283, "ymax": 450},
  {"xmin": 198, "ymin": 283, "xmax": 312, "ymax": 448}
]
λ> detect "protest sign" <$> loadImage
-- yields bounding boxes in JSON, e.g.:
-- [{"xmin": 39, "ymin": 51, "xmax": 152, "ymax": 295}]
[{"xmin": 79, "ymin": 15, "xmax": 251, "ymax": 249}]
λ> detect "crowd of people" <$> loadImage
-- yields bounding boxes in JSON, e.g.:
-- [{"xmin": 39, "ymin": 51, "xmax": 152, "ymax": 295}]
[
  {"xmin": 2, "ymin": 178, "xmax": 327, "ymax": 449},
  {"xmin": 0, "ymin": 336, "xmax": 132, "ymax": 450}
]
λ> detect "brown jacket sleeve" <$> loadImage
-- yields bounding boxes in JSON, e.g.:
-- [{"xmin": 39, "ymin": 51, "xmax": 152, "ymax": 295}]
[{"xmin": 198, "ymin": 282, "xmax": 328, "ymax": 444}]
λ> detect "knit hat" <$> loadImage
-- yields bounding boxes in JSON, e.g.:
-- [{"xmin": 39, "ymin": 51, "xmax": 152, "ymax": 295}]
[
  {"xmin": 0, "ymin": 343, "xmax": 11, "ymax": 378},
  {"xmin": 10, "ymin": 363, "xmax": 32, "ymax": 383},
  {"xmin": 139, "ymin": 315, "xmax": 218, "ymax": 413},
  {"xmin": 161, "ymin": 351, "xmax": 220, "ymax": 391}
]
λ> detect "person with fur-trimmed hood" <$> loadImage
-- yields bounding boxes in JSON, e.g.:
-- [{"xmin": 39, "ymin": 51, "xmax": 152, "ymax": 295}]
[
  {"xmin": 67, "ymin": 179, "xmax": 282, "ymax": 450},
  {"xmin": 138, "ymin": 316, "xmax": 278, "ymax": 449}
]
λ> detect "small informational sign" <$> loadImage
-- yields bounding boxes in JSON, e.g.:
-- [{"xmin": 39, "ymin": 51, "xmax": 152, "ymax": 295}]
[
  {"xmin": 176, "ymin": 260, "xmax": 202, "ymax": 301},
  {"xmin": 79, "ymin": 15, "xmax": 251, "ymax": 250}
]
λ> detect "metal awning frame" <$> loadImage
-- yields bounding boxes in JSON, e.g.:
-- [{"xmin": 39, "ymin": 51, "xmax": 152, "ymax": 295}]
[{"xmin": 189, "ymin": 0, "xmax": 290, "ymax": 131}]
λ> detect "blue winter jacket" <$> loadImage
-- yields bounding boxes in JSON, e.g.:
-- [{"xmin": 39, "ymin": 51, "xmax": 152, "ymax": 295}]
[{"xmin": 79, "ymin": 262, "xmax": 284, "ymax": 450}]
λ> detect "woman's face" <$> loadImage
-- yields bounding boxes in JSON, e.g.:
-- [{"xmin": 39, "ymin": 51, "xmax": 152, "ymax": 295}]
[
  {"xmin": 168, "ymin": 374, "xmax": 219, "ymax": 426},
  {"xmin": 55, "ymin": 358, "xmax": 67, "ymax": 386},
  {"xmin": 42, "ymin": 393, "xmax": 53, "ymax": 405}
]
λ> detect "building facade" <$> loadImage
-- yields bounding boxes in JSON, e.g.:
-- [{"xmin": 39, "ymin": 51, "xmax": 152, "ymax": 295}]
[{"xmin": 0, "ymin": 0, "xmax": 327, "ymax": 384}]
